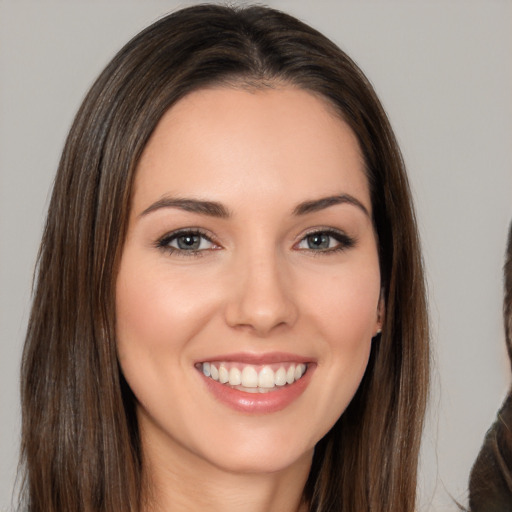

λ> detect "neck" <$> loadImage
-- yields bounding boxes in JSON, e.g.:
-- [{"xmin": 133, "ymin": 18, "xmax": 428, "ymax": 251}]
[{"xmin": 140, "ymin": 427, "xmax": 312, "ymax": 512}]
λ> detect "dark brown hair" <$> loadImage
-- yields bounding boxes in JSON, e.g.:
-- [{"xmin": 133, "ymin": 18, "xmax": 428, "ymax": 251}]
[
  {"xmin": 468, "ymin": 221, "xmax": 512, "ymax": 511},
  {"xmin": 19, "ymin": 4, "xmax": 429, "ymax": 511}
]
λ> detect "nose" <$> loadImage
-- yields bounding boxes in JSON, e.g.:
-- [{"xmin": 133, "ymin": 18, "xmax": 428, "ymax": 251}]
[{"xmin": 224, "ymin": 249, "xmax": 299, "ymax": 337}]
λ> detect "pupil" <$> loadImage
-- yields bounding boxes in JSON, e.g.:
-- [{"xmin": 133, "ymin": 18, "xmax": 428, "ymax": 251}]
[
  {"xmin": 178, "ymin": 234, "xmax": 200, "ymax": 250},
  {"xmin": 308, "ymin": 233, "xmax": 329, "ymax": 249}
]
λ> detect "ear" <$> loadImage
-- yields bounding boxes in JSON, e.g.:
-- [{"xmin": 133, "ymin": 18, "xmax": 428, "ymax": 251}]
[{"xmin": 374, "ymin": 294, "xmax": 385, "ymax": 337}]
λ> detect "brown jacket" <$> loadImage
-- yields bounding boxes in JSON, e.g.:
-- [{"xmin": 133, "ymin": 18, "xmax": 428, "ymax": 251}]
[{"xmin": 469, "ymin": 392, "xmax": 512, "ymax": 511}]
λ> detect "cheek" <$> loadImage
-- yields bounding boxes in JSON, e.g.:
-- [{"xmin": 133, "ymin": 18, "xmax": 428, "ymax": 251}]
[
  {"xmin": 299, "ymin": 261, "xmax": 380, "ymax": 426},
  {"xmin": 114, "ymin": 259, "xmax": 223, "ymax": 427},
  {"xmin": 305, "ymin": 262, "xmax": 381, "ymax": 344},
  {"xmin": 115, "ymin": 264, "xmax": 218, "ymax": 359}
]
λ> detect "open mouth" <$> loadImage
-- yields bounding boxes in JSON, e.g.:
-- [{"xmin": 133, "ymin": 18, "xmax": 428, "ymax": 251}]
[{"xmin": 196, "ymin": 361, "xmax": 308, "ymax": 394}]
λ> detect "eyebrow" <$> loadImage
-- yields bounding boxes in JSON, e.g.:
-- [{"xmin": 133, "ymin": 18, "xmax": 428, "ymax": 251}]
[
  {"xmin": 293, "ymin": 194, "xmax": 370, "ymax": 217},
  {"xmin": 139, "ymin": 193, "xmax": 369, "ymax": 219},
  {"xmin": 139, "ymin": 197, "xmax": 231, "ymax": 218}
]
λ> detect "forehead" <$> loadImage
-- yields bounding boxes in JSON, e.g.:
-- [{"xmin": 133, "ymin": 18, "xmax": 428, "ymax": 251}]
[{"xmin": 133, "ymin": 86, "xmax": 369, "ymax": 214}]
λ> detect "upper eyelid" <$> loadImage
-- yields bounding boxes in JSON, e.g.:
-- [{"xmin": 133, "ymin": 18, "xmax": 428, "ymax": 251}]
[
  {"xmin": 159, "ymin": 227, "xmax": 214, "ymax": 240},
  {"xmin": 295, "ymin": 226, "xmax": 350, "ymax": 240}
]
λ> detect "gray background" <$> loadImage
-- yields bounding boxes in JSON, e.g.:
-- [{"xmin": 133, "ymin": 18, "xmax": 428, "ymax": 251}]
[{"xmin": 1, "ymin": 1, "xmax": 511, "ymax": 510}]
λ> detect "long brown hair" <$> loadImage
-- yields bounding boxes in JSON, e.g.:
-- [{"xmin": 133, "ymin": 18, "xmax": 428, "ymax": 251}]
[
  {"xmin": 468, "ymin": 222, "xmax": 512, "ymax": 511},
  {"xmin": 19, "ymin": 4, "xmax": 429, "ymax": 511}
]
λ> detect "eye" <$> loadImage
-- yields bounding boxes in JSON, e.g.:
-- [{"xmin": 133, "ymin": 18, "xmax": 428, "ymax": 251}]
[
  {"xmin": 156, "ymin": 229, "xmax": 218, "ymax": 254},
  {"xmin": 296, "ymin": 229, "xmax": 355, "ymax": 252}
]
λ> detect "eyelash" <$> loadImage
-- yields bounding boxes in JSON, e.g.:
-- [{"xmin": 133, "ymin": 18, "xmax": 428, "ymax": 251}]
[
  {"xmin": 296, "ymin": 229, "xmax": 356, "ymax": 254},
  {"xmin": 155, "ymin": 228, "xmax": 218, "ymax": 257},
  {"xmin": 155, "ymin": 228, "xmax": 356, "ymax": 256}
]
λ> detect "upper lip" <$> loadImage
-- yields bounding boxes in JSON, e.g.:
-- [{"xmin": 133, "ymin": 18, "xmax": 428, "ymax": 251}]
[{"xmin": 195, "ymin": 352, "xmax": 313, "ymax": 365}]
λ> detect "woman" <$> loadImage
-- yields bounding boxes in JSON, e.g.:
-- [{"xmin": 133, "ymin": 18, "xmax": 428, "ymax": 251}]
[
  {"xmin": 469, "ymin": 221, "xmax": 512, "ymax": 511},
  {"xmin": 19, "ymin": 4, "xmax": 429, "ymax": 511}
]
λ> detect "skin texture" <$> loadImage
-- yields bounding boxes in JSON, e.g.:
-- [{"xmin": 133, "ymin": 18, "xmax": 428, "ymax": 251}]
[{"xmin": 115, "ymin": 87, "xmax": 383, "ymax": 512}]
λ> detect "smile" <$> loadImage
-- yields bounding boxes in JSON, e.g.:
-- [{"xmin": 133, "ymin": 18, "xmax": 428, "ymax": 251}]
[
  {"xmin": 199, "ymin": 362, "xmax": 308, "ymax": 393},
  {"xmin": 196, "ymin": 353, "xmax": 314, "ymax": 413}
]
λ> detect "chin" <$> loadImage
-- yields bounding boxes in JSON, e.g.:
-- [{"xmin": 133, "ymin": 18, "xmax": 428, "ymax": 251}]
[
  {"xmin": 187, "ymin": 421, "xmax": 318, "ymax": 476},
  {"xmin": 203, "ymin": 442, "xmax": 315, "ymax": 476}
]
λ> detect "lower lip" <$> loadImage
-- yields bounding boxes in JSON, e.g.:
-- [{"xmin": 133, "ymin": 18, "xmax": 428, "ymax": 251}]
[{"xmin": 200, "ymin": 365, "xmax": 314, "ymax": 414}]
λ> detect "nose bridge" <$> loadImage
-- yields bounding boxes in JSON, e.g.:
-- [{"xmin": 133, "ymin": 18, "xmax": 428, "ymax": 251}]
[{"xmin": 225, "ymin": 241, "xmax": 298, "ymax": 335}]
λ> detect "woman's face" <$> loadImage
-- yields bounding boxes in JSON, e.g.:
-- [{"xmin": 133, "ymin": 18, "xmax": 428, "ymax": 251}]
[{"xmin": 116, "ymin": 87, "xmax": 382, "ymax": 475}]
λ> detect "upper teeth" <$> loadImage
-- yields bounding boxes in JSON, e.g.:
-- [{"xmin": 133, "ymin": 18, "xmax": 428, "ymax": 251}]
[{"xmin": 201, "ymin": 362, "xmax": 307, "ymax": 389}]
